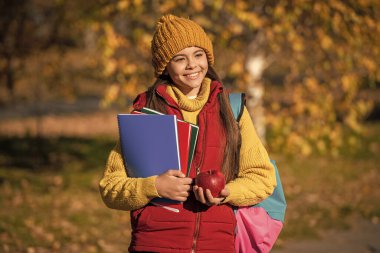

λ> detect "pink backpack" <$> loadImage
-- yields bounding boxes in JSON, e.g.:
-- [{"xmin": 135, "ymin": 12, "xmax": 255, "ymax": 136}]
[{"xmin": 235, "ymin": 207, "xmax": 283, "ymax": 253}]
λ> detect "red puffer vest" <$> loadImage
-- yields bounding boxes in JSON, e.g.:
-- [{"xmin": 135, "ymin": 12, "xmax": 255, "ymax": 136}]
[{"xmin": 128, "ymin": 80, "xmax": 236, "ymax": 253}]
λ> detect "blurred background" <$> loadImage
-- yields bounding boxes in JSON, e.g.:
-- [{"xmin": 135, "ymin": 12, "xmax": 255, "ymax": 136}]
[{"xmin": 0, "ymin": 0, "xmax": 379, "ymax": 252}]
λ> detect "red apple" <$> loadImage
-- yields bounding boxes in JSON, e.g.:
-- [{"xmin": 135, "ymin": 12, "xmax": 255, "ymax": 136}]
[{"xmin": 195, "ymin": 170, "xmax": 226, "ymax": 197}]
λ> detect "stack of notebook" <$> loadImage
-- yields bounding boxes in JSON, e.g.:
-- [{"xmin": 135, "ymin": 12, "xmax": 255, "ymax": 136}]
[{"xmin": 117, "ymin": 107, "xmax": 199, "ymax": 179}]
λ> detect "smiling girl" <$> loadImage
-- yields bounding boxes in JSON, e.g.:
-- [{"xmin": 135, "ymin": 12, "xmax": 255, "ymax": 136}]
[{"xmin": 99, "ymin": 14, "xmax": 276, "ymax": 253}]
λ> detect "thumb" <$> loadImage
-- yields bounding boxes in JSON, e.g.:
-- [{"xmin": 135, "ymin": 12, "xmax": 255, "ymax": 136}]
[
  {"xmin": 167, "ymin": 169, "xmax": 186, "ymax": 178},
  {"xmin": 219, "ymin": 188, "xmax": 230, "ymax": 198}
]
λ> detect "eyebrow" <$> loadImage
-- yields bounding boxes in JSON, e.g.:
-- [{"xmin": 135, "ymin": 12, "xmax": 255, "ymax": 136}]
[{"xmin": 172, "ymin": 49, "xmax": 204, "ymax": 58}]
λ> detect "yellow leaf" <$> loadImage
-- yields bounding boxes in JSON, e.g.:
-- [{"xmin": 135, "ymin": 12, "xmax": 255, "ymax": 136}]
[
  {"xmin": 117, "ymin": 0, "xmax": 129, "ymax": 11},
  {"xmin": 191, "ymin": 0, "xmax": 204, "ymax": 12},
  {"xmin": 321, "ymin": 35, "xmax": 333, "ymax": 49},
  {"xmin": 305, "ymin": 77, "xmax": 319, "ymax": 92},
  {"xmin": 230, "ymin": 61, "xmax": 244, "ymax": 76},
  {"xmin": 101, "ymin": 84, "xmax": 120, "ymax": 108},
  {"xmin": 133, "ymin": 0, "xmax": 143, "ymax": 7},
  {"xmin": 159, "ymin": 1, "xmax": 177, "ymax": 13},
  {"xmin": 123, "ymin": 63, "xmax": 137, "ymax": 75},
  {"xmin": 103, "ymin": 60, "xmax": 117, "ymax": 76},
  {"xmin": 341, "ymin": 74, "xmax": 357, "ymax": 92}
]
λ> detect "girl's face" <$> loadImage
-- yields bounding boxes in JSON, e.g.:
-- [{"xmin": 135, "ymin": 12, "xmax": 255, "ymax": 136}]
[{"xmin": 166, "ymin": 47, "xmax": 208, "ymax": 97}]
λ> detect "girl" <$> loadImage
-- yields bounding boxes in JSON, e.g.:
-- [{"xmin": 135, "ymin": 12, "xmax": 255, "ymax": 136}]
[{"xmin": 99, "ymin": 14, "xmax": 276, "ymax": 253}]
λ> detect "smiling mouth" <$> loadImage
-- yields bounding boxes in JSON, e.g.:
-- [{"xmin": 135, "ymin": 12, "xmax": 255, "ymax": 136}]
[{"xmin": 184, "ymin": 72, "xmax": 200, "ymax": 79}]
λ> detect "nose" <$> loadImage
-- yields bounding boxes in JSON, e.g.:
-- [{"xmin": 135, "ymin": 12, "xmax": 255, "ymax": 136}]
[{"xmin": 186, "ymin": 58, "xmax": 196, "ymax": 69}]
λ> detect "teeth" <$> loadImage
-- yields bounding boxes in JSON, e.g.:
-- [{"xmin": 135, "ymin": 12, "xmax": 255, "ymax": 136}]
[{"xmin": 187, "ymin": 72, "xmax": 199, "ymax": 78}]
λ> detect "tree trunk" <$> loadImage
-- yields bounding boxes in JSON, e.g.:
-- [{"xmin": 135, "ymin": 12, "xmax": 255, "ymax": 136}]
[
  {"xmin": 245, "ymin": 54, "xmax": 268, "ymax": 145},
  {"xmin": 244, "ymin": 30, "xmax": 273, "ymax": 145}
]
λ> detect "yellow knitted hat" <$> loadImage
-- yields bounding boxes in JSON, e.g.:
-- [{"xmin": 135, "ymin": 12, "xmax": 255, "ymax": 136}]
[{"xmin": 151, "ymin": 14, "xmax": 214, "ymax": 77}]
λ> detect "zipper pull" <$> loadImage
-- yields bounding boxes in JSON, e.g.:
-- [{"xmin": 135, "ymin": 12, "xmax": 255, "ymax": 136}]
[{"xmin": 196, "ymin": 167, "xmax": 200, "ymax": 175}]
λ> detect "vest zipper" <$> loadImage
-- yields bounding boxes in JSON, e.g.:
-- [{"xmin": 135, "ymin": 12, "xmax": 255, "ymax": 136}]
[
  {"xmin": 191, "ymin": 211, "xmax": 201, "ymax": 252},
  {"xmin": 191, "ymin": 113, "xmax": 207, "ymax": 253}
]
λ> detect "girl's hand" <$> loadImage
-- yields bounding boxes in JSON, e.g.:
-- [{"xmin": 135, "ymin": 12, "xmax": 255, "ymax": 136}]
[
  {"xmin": 155, "ymin": 170, "xmax": 193, "ymax": 202},
  {"xmin": 193, "ymin": 185, "xmax": 230, "ymax": 206}
]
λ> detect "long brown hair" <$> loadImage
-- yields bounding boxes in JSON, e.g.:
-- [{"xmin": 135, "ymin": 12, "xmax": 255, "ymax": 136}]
[{"xmin": 146, "ymin": 66, "xmax": 241, "ymax": 182}]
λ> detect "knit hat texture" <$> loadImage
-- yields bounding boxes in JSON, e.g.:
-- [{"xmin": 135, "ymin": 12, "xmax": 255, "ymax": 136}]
[{"xmin": 151, "ymin": 14, "xmax": 214, "ymax": 77}]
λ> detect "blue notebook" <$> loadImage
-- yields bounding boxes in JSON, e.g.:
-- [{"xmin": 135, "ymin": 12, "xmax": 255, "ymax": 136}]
[{"xmin": 117, "ymin": 114, "xmax": 181, "ymax": 178}]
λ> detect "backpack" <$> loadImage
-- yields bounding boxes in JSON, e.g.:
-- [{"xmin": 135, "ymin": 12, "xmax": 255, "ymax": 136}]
[{"xmin": 228, "ymin": 93, "xmax": 287, "ymax": 253}]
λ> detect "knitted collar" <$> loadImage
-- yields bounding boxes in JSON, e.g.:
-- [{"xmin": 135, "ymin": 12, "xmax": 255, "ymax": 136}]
[{"xmin": 166, "ymin": 78, "xmax": 211, "ymax": 112}]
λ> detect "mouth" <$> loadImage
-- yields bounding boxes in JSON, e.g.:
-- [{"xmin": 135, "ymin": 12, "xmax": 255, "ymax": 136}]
[{"xmin": 184, "ymin": 71, "xmax": 201, "ymax": 80}]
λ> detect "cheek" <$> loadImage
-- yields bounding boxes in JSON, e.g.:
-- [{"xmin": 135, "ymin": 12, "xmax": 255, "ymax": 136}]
[
  {"xmin": 173, "ymin": 63, "xmax": 189, "ymax": 73},
  {"xmin": 200, "ymin": 63, "xmax": 208, "ymax": 73},
  {"xmin": 167, "ymin": 65, "xmax": 181, "ymax": 78},
  {"xmin": 200, "ymin": 58, "xmax": 209, "ymax": 70}
]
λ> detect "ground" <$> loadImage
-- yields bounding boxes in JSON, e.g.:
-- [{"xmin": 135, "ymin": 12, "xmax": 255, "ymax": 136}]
[
  {"xmin": 273, "ymin": 219, "xmax": 380, "ymax": 253},
  {"xmin": 1, "ymin": 104, "xmax": 379, "ymax": 253}
]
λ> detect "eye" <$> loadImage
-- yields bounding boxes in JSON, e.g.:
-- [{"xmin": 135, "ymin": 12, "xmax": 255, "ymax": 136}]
[
  {"xmin": 173, "ymin": 57, "xmax": 185, "ymax": 62},
  {"xmin": 195, "ymin": 52, "xmax": 204, "ymax": 58}
]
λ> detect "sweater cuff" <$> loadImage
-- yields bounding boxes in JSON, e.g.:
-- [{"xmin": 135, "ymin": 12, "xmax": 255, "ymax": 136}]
[
  {"xmin": 144, "ymin": 175, "xmax": 161, "ymax": 199},
  {"xmin": 223, "ymin": 182, "xmax": 258, "ymax": 206},
  {"xmin": 223, "ymin": 183, "xmax": 240, "ymax": 204}
]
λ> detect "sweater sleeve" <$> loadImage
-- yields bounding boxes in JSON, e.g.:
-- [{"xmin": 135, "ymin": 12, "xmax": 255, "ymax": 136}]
[
  {"xmin": 98, "ymin": 142, "xmax": 161, "ymax": 211},
  {"xmin": 224, "ymin": 107, "xmax": 277, "ymax": 206}
]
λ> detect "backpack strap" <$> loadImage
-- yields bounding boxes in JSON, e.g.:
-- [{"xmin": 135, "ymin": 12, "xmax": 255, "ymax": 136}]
[{"xmin": 228, "ymin": 93, "xmax": 246, "ymax": 122}]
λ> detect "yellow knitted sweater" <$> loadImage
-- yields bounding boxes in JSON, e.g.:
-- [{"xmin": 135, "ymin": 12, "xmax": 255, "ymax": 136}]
[{"xmin": 99, "ymin": 79, "xmax": 276, "ymax": 211}]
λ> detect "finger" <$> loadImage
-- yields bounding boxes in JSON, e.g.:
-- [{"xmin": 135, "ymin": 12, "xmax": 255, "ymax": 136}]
[
  {"xmin": 182, "ymin": 178, "xmax": 193, "ymax": 185},
  {"xmin": 178, "ymin": 186, "xmax": 191, "ymax": 195},
  {"xmin": 197, "ymin": 187, "xmax": 206, "ymax": 204},
  {"xmin": 205, "ymin": 189, "xmax": 217, "ymax": 205},
  {"xmin": 182, "ymin": 184, "xmax": 192, "ymax": 192},
  {"xmin": 167, "ymin": 169, "xmax": 186, "ymax": 178},
  {"xmin": 179, "ymin": 191, "xmax": 190, "ymax": 197},
  {"xmin": 176, "ymin": 196, "xmax": 187, "ymax": 202},
  {"xmin": 193, "ymin": 185, "xmax": 200, "ymax": 201}
]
